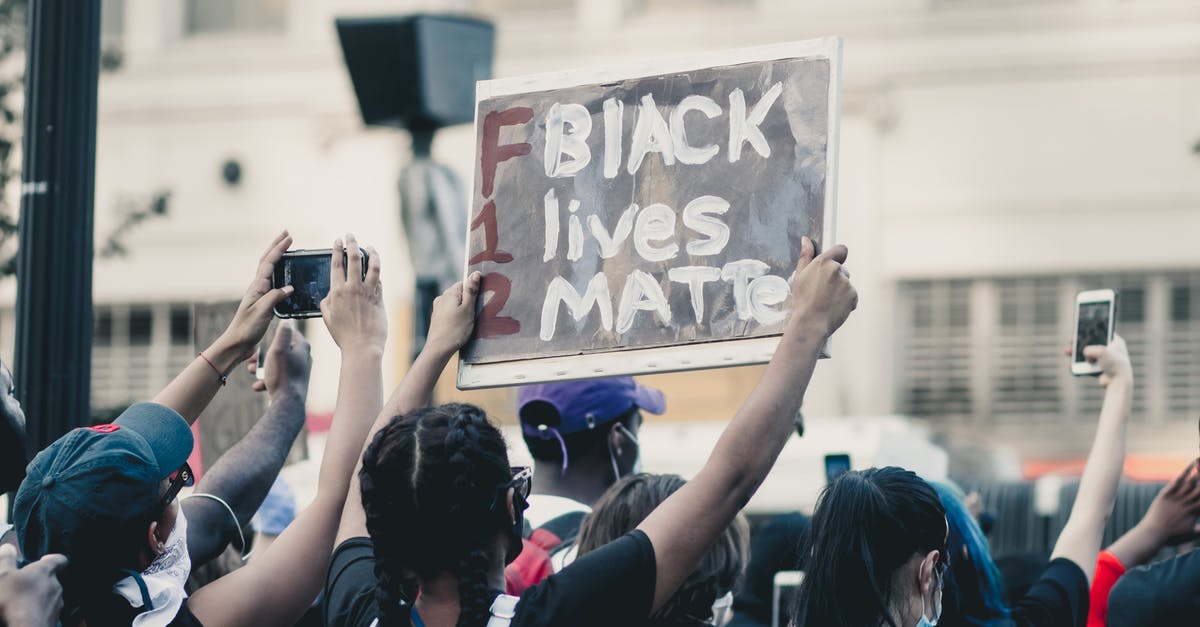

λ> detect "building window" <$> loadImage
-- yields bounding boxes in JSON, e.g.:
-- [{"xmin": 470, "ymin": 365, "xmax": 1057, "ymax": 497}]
[
  {"xmin": 91, "ymin": 304, "xmax": 193, "ymax": 411},
  {"xmin": 1167, "ymin": 275, "xmax": 1200, "ymax": 415},
  {"xmin": 991, "ymin": 278, "xmax": 1061, "ymax": 419},
  {"xmin": 901, "ymin": 280, "xmax": 972, "ymax": 418},
  {"xmin": 900, "ymin": 273, "xmax": 1185, "ymax": 425},
  {"xmin": 184, "ymin": 0, "xmax": 287, "ymax": 36}
]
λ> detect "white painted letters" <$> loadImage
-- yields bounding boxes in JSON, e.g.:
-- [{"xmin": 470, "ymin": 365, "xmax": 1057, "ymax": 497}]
[
  {"xmin": 616, "ymin": 269, "xmax": 671, "ymax": 334},
  {"xmin": 540, "ymin": 274, "xmax": 613, "ymax": 341},
  {"xmin": 668, "ymin": 266, "xmax": 721, "ymax": 323},
  {"xmin": 633, "ymin": 203, "xmax": 679, "ymax": 262},
  {"xmin": 681, "ymin": 195, "xmax": 730, "ymax": 256},
  {"xmin": 748, "ymin": 275, "xmax": 790, "ymax": 325},
  {"xmin": 602, "ymin": 98, "xmax": 623, "ymax": 179},
  {"xmin": 544, "ymin": 102, "xmax": 592, "ymax": 177},
  {"xmin": 627, "ymin": 94, "xmax": 676, "ymax": 175},
  {"xmin": 720, "ymin": 259, "xmax": 770, "ymax": 320},
  {"xmin": 670, "ymin": 95, "xmax": 721, "ymax": 165},
  {"xmin": 728, "ymin": 82, "xmax": 783, "ymax": 163},
  {"xmin": 587, "ymin": 204, "xmax": 637, "ymax": 259}
]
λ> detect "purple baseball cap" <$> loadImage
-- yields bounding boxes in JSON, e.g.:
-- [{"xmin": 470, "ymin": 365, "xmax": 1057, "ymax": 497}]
[{"xmin": 517, "ymin": 377, "xmax": 665, "ymax": 434}]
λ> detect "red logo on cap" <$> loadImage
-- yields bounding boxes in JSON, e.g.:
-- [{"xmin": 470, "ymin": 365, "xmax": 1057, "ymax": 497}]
[{"xmin": 88, "ymin": 424, "xmax": 120, "ymax": 433}]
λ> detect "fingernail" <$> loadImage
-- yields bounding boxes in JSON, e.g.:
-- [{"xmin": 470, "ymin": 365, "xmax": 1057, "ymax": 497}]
[{"xmin": 283, "ymin": 285, "xmax": 295, "ymax": 294}]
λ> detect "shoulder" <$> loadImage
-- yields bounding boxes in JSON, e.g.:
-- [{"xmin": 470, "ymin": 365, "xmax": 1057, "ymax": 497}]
[
  {"xmin": 512, "ymin": 531, "xmax": 655, "ymax": 627},
  {"xmin": 324, "ymin": 537, "xmax": 383, "ymax": 627},
  {"xmin": 174, "ymin": 601, "xmax": 208, "ymax": 627},
  {"xmin": 1010, "ymin": 558, "xmax": 1088, "ymax": 627},
  {"xmin": 1108, "ymin": 552, "xmax": 1200, "ymax": 625}
]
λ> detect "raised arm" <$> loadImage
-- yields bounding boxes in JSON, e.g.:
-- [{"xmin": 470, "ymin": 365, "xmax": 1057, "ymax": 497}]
[
  {"xmin": 1050, "ymin": 336, "xmax": 1134, "ymax": 583},
  {"xmin": 184, "ymin": 321, "xmax": 313, "ymax": 566},
  {"xmin": 638, "ymin": 237, "xmax": 857, "ymax": 612},
  {"xmin": 154, "ymin": 231, "xmax": 294, "ymax": 424},
  {"xmin": 1105, "ymin": 458, "xmax": 1200, "ymax": 567},
  {"xmin": 189, "ymin": 236, "xmax": 388, "ymax": 627},
  {"xmin": 335, "ymin": 272, "xmax": 481, "ymax": 545}
]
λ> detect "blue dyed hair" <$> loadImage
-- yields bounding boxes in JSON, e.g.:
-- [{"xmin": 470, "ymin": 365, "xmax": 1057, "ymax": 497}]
[{"xmin": 932, "ymin": 482, "xmax": 1011, "ymax": 626}]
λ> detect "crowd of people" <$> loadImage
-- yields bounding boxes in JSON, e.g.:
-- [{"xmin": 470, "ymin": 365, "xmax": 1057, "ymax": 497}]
[{"xmin": 0, "ymin": 230, "xmax": 1196, "ymax": 627}]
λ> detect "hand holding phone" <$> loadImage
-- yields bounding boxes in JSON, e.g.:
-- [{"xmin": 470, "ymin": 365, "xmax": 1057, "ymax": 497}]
[
  {"xmin": 272, "ymin": 247, "xmax": 370, "ymax": 319},
  {"xmin": 1071, "ymin": 289, "xmax": 1118, "ymax": 376}
]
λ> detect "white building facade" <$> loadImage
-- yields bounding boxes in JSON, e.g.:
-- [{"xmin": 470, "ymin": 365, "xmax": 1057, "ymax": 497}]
[{"xmin": 3, "ymin": 0, "xmax": 1198, "ymax": 472}]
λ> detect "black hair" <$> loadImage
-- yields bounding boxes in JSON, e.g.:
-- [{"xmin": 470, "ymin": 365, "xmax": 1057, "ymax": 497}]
[
  {"xmin": 55, "ymin": 481, "xmax": 171, "ymax": 627},
  {"xmin": 793, "ymin": 467, "xmax": 946, "ymax": 627},
  {"xmin": 931, "ymin": 482, "xmax": 1010, "ymax": 626},
  {"xmin": 576, "ymin": 473, "xmax": 748, "ymax": 625},
  {"xmin": 359, "ymin": 403, "xmax": 514, "ymax": 627},
  {"xmin": 520, "ymin": 403, "xmax": 639, "ymax": 467}
]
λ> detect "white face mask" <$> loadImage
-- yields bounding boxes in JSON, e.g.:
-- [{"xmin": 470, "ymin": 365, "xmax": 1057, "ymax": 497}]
[
  {"xmin": 114, "ymin": 505, "xmax": 193, "ymax": 627},
  {"xmin": 915, "ymin": 564, "xmax": 943, "ymax": 627}
]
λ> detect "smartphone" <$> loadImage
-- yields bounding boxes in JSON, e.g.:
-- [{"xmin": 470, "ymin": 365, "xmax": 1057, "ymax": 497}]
[
  {"xmin": 824, "ymin": 453, "xmax": 851, "ymax": 484},
  {"xmin": 772, "ymin": 570, "xmax": 804, "ymax": 627},
  {"xmin": 272, "ymin": 248, "xmax": 369, "ymax": 319},
  {"xmin": 1071, "ymin": 289, "xmax": 1117, "ymax": 376}
]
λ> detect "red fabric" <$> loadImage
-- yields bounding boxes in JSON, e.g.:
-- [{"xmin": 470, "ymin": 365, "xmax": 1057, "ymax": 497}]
[
  {"xmin": 1087, "ymin": 550, "xmax": 1127, "ymax": 627},
  {"xmin": 505, "ymin": 537, "xmax": 557, "ymax": 595}
]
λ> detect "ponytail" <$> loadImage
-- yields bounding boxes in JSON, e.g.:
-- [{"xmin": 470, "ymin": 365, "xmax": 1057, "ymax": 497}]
[{"xmin": 793, "ymin": 467, "xmax": 945, "ymax": 627}]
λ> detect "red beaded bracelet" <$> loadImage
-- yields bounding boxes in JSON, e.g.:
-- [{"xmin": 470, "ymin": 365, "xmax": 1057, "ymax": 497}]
[{"xmin": 198, "ymin": 352, "xmax": 228, "ymax": 386}]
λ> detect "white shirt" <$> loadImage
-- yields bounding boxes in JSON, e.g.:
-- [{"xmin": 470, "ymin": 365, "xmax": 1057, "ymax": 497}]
[{"xmin": 524, "ymin": 494, "xmax": 591, "ymax": 529}]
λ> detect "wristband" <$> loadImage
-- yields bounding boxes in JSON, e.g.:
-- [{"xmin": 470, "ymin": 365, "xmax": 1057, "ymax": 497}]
[{"xmin": 198, "ymin": 352, "xmax": 228, "ymax": 386}]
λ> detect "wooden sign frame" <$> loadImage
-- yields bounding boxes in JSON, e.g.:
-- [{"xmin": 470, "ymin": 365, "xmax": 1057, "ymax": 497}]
[{"xmin": 458, "ymin": 37, "xmax": 842, "ymax": 389}]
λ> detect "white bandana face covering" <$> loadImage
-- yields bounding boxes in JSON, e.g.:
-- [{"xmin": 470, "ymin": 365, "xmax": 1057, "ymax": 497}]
[{"xmin": 114, "ymin": 505, "xmax": 192, "ymax": 627}]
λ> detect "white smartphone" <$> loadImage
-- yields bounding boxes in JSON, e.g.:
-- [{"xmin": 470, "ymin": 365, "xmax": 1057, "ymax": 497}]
[
  {"xmin": 1071, "ymin": 289, "xmax": 1117, "ymax": 376},
  {"xmin": 772, "ymin": 570, "xmax": 804, "ymax": 627}
]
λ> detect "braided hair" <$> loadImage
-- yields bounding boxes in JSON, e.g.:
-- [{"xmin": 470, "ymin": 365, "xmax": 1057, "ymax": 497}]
[{"xmin": 359, "ymin": 403, "xmax": 515, "ymax": 627}]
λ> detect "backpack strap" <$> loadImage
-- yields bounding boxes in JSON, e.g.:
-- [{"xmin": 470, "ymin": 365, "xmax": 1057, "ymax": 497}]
[
  {"xmin": 487, "ymin": 594, "xmax": 521, "ymax": 627},
  {"xmin": 537, "ymin": 510, "xmax": 588, "ymax": 546}
]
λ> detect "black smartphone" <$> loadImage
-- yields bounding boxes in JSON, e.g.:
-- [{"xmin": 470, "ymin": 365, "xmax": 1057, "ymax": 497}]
[
  {"xmin": 824, "ymin": 453, "xmax": 851, "ymax": 484},
  {"xmin": 272, "ymin": 248, "xmax": 369, "ymax": 319}
]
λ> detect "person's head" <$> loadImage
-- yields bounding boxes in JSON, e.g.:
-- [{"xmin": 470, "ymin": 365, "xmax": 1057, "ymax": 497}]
[
  {"xmin": 794, "ymin": 467, "xmax": 947, "ymax": 627},
  {"xmin": 13, "ymin": 403, "xmax": 194, "ymax": 625},
  {"xmin": 359, "ymin": 402, "xmax": 529, "ymax": 627},
  {"xmin": 0, "ymin": 359, "xmax": 29, "ymax": 493},
  {"xmin": 930, "ymin": 482, "xmax": 1010, "ymax": 626},
  {"xmin": 517, "ymin": 377, "xmax": 665, "ymax": 482},
  {"xmin": 576, "ymin": 473, "xmax": 748, "ymax": 626}
]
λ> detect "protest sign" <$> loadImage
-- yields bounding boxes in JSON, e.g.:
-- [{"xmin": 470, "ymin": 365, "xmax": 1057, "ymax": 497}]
[{"xmin": 458, "ymin": 38, "xmax": 841, "ymax": 389}]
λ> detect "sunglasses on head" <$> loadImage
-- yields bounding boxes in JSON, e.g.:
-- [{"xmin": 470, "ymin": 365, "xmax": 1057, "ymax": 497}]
[
  {"xmin": 158, "ymin": 462, "xmax": 193, "ymax": 512},
  {"xmin": 508, "ymin": 466, "xmax": 533, "ymax": 501},
  {"xmin": 491, "ymin": 466, "xmax": 533, "ymax": 512}
]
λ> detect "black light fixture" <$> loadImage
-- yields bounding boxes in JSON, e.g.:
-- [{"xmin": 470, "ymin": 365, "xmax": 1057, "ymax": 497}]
[{"xmin": 221, "ymin": 158, "xmax": 242, "ymax": 187}]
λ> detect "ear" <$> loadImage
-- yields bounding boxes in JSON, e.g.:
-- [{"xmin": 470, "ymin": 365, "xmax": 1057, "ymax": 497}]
[
  {"xmin": 607, "ymin": 423, "xmax": 625, "ymax": 456},
  {"xmin": 146, "ymin": 521, "xmax": 164, "ymax": 555},
  {"xmin": 919, "ymin": 550, "xmax": 940, "ymax": 594},
  {"xmin": 505, "ymin": 487, "xmax": 517, "ymax": 525}
]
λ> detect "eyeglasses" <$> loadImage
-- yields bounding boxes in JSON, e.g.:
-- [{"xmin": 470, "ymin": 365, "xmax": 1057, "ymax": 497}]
[
  {"xmin": 158, "ymin": 462, "xmax": 194, "ymax": 512},
  {"xmin": 508, "ymin": 466, "xmax": 533, "ymax": 501},
  {"xmin": 490, "ymin": 466, "xmax": 532, "ymax": 512}
]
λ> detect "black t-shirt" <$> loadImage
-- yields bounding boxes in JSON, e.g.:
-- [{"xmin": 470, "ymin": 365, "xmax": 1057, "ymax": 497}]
[
  {"xmin": 1105, "ymin": 551, "xmax": 1200, "ymax": 627},
  {"xmin": 1008, "ymin": 558, "xmax": 1088, "ymax": 627},
  {"xmin": 324, "ymin": 530, "xmax": 657, "ymax": 627}
]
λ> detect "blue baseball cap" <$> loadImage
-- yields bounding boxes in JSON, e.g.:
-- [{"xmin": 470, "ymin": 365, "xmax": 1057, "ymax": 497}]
[
  {"xmin": 14, "ymin": 402, "xmax": 194, "ymax": 569},
  {"xmin": 517, "ymin": 377, "xmax": 665, "ymax": 434}
]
